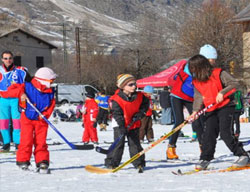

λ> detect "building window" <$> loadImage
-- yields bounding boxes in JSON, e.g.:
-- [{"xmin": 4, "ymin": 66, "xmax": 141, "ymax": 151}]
[
  {"xmin": 36, "ymin": 56, "xmax": 44, "ymax": 68},
  {"xmin": 14, "ymin": 56, "xmax": 21, "ymax": 66}
]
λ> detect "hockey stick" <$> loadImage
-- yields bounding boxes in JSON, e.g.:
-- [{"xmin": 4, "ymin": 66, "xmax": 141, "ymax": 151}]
[
  {"xmin": 27, "ymin": 100, "xmax": 94, "ymax": 150},
  {"xmin": 95, "ymin": 120, "xmax": 136, "ymax": 154},
  {"xmin": 242, "ymin": 140, "xmax": 250, "ymax": 146},
  {"xmin": 85, "ymin": 88, "xmax": 236, "ymax": 174},
  {"xmin": 95, "ymin": 134, "xmax": 124, "ymax": 154}
]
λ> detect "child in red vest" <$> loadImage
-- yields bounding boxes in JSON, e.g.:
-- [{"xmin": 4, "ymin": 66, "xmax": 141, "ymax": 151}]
[
  {"xmin": 82, "ymin": 90, "xmax": 99, "ymax": 144},
  {"xmin": 104, "ymin": 74, "xmax": 149, "ymax": 173},
  {"xmin": 139, "ymin": 85, "xmax": 154, "ymax": 143},
  {"xmin": 189, "ymin": 55, "xmax": 250, "ymax": 170},
  {"xmin": 16, "ymin": 67, "xmax": 57, "ymax": 173}
]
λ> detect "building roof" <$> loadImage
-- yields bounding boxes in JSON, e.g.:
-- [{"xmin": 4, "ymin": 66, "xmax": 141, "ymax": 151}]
[
  {"xmin": 231, "ymin": 4, "xmax": 250, "ymax": 23},
  {"xmin": 0, "ymin": 28, "xmax": 57, "ymax": 49}
]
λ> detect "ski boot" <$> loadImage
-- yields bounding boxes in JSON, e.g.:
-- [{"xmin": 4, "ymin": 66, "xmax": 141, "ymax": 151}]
[
  {"xmin": 0, "ymin": 143, "xmax": 10, "ymax": 153},
  {"xmin": 18, "ymin": 164, "xmax": 29, "ymax": 171},
  {"xmin": 232, "ymin": 155, "xmax": 250, "ymax": 168},
  {"xmin": 17, "ymin": 162, "xmax": 31, "ymax": 171},
  {"xmin": 167, "ymin": 145, "xmax": 179, "ymax": 160},
  {"xmin": 195, "ymin": 160, "xmax": 210, "ymax": 170},
  {"xmin": 137, "ymin": 165, "xmax": 144, "ymax": 173},
  {"xmin": 37, "ymin": 162, "xmax": 50, "ymax": 174}
]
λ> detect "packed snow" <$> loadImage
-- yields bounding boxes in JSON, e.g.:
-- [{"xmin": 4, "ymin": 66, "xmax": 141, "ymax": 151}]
[{"xmin": 1, "ymin": 112, "xmax": 250, "ymax": 192}]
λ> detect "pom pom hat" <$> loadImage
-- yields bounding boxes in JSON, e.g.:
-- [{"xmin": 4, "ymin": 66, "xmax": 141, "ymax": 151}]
[
  {"xmin": 117, "ymin": 74, "xmax": 136, "ymax": 89},
  {"xmin": 199, "ymin": 44, "xmax": 218, "ymax": 59}
]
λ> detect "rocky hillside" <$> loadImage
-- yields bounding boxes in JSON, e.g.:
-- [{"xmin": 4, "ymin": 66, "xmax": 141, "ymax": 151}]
[{"xmin": 0, "ymin": 0, "xmax": 204, "ymax": 50}]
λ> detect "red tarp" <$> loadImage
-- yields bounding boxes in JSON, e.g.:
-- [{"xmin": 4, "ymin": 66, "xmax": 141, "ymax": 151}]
[{"xmin": 136, "ymin": 60, "xmax": 187, "ymax": 88}]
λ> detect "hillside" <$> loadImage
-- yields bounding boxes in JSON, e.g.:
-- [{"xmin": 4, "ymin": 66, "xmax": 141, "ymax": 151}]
[{"xmin": 0, "ymin": 0, "xmax": 203, "ymax": 50}]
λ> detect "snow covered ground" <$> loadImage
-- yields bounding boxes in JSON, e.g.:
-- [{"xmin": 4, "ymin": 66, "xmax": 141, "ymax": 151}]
[{"xmin": 1, "ymin": 120, "xmax": 250, "ymax": 192}]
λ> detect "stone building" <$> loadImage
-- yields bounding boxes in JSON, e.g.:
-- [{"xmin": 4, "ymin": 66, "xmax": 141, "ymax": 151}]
[
  {"xmin": 0, "ymin": 28, "xmax": 57, "ymax": 75},
  {"xmin": 231, "ymin": 4, "xmax": 250, "ymax": 89}
]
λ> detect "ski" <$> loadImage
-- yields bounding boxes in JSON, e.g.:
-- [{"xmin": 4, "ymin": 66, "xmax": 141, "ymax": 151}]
[
  {"xmin": 0, "ymin": 151, "xmax": 16, "ymax": 155},
  {"xmin": 172, "ymin": 166, "xmax": 250, "ymax": 176}
]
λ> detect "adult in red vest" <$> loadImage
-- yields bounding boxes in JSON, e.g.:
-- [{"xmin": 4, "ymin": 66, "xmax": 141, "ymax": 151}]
[
  {"xmin": 189, "ymin": 54, "xmax": 249, "ymax": 170},
  {"xmin": 167, "ymin": 60, "xmax": 200, "ymax": 160},
  {"xmin": 104, "ymin": 74, "xmax": 149, "ymax": 172}
]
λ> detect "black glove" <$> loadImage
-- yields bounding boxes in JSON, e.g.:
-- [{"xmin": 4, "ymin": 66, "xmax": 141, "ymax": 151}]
[
  {"xmin": 93, "ymin": 122, "xmax": 97, "ymax": 128},
  {"xmin": 132, "ymin": 112, "xmax": 144, "ymax": 122}
]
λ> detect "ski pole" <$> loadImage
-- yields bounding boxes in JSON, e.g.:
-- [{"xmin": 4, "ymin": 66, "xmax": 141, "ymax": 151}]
[
  {"xmin": 85, "ymin": 88, "xmax": 236, "ymax": 174},
  {"xmin": 27, "ymin": 100, "xmax": 94, "ymax": 150}
]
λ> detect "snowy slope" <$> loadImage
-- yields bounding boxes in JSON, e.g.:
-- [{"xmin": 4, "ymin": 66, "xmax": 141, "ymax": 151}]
[{"xmin": 1, "ymin": 121, "xmax": 250, "ymax": 192}]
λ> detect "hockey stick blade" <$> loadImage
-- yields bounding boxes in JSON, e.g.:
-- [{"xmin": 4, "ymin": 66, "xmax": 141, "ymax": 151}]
[
  {"xmin": 85, "ymin": 165, "xmax": 113, "ymax": 174},
  {"xmin": 95, "ymin": 146, "xmax": 109, "ymax": 154},
  {"xmin": 74, "ymin": 144, "xmax": 94, "ymax": 150}
]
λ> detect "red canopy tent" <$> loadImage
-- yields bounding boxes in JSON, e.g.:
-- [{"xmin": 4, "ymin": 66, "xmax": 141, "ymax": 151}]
[{"xmin": 137, "ymin": 60, "xmax": 187, "ymax": 88}]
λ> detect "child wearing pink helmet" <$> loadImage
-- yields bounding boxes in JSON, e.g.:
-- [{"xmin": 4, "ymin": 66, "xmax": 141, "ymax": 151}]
[{"xmin": 16, "ymin": 67, "xmax": 57, "ymax": 173}]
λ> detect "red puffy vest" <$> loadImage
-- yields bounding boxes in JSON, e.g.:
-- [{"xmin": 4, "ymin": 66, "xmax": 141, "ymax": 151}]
[
  {"xmin": 192, "ymin": 68, "xmax": 230, "ymax": 112},
  {"xmin": 111, "ymin": 91, "xmax": 143, "ymax": 130}
]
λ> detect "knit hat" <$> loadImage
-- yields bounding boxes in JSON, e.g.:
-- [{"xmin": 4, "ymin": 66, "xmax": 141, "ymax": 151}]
[
  {"xmin": 199, "ymin": 44, "xmax": 218, "ymax": 59},
  {"xmin": 117, "ymin": 74, "xmax": 136, "ymax": 89}
]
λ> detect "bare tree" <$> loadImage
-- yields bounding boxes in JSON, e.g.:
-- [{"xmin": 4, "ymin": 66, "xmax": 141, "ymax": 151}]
[{"xmin": 176, "ymin": 0, "xmax": 247, "ymax": 78}]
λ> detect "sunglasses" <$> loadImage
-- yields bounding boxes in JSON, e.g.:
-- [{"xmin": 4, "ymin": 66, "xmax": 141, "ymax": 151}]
[
  {"xmin": 127, "ymin": 83, "xmax": 137, "ymax": 87},
  {"xmin": 3, "ymin": 57, "xmax": 13, "ymax": 60}
]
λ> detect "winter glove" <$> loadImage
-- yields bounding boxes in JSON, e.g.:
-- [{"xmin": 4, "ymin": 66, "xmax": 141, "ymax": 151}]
[
  {"xmin": 132, "ymin": 112, "xmax": 144, "ymax": 122},
  {"xmin": 93, "ymin": 122, "xmax": 97, "ymax": 128}
]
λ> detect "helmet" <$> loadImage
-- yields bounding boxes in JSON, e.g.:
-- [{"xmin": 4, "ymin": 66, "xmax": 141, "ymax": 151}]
[
  {"xmin": 199, "ymin": 44, "xmax": 218, "ymax": 59},
  {"xmin": 143, "ymin": 85, "xmax": 154, "ymax": 94},
  {"xmin": 35, "ymin": 67, "xmax": 57, "ymax": 80}
]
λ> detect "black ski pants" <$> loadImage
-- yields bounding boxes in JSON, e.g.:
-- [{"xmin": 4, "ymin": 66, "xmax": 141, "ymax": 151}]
[
  {"xmin": 105, "ymin": 127, "xmax": 145, "ymax": 168},
  {"xmin": 169, "ymin": 96, "xmax": 201, "ymax": 146},
  {"xmin": 200, "ymin": 106, "xmax": 246, "ymax": 161},
  {"xmin": 97, "ymin": 108, "xmax": 109, "ymax": 125}
]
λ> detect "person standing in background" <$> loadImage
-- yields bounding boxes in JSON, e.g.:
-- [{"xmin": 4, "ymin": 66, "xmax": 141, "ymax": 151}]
[
  {"xmin": 82, "ymin": 89, "xmax": 99, "ymax": 145},
  {"xmin": 159, "ymin": 86, "xmax": 172, "ymax": 125},
  {"xmin": 95, "ymin": 90, "xmax": 110, "ymax": 131},
  {"xmin": 233, "ymin": 90, "xmax": 244, "ymax": 139},
  {"xmin": 139, "ymin": 85, "xmax": 154, "ymax": 143},
  {"xmin": 0, "ymin": 51, "xmax": 31, "ymax": 152}
]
